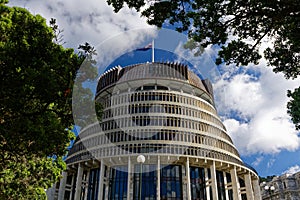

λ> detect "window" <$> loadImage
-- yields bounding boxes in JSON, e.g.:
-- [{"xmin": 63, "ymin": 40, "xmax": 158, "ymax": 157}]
[
  {"xmin": 108, "ymin": 166, "xmax": 128, "ymax": 200},
  {"xmin": 133, "ymin": 165, "xmax": 157, "ymax": 200},
  {"xmin": 239, "ymin": 178, "xmax": 247, "ymax": 200},
  {"xmin": 190, "ymin": 167, "xmax": 206, "ymax": 200},
  {"xmin": 216, "ymin": 171, "xmax": 226, "ymax": 200},
  {"xmin": 87, "ymin": 168, "xmax": 100, "ymax": 200},
  {"xmin": 161, "ymin": 165, "xmax": 183, "ymax": 200}
]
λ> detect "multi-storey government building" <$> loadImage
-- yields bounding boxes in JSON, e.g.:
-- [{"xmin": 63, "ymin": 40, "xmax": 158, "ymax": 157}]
[
  {"xmin": 261, "ymin": 171, "xmax": 300, "ymax": 200},
  {"xmin": 47, "ymin": 62, "xmax": 261, "ymax": 200}
]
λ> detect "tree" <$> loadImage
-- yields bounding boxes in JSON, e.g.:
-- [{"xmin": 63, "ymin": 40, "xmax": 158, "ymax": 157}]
[
  {"xmin": 107, "ymin": 0, "xmax": 300, "ymax": 129},
  {"xmin": 0, "ymin": 1, "xmax": 96, "ymax": 199},
  {"xmin": 259, "ymin": 175, "xmax": 276, "ymax": 183},
  {"xmin": 288, "ymin": 88, "xmax": 300, "ymax": 130}
]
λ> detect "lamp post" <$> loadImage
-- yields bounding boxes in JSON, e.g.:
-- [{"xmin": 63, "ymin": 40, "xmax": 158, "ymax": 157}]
[
  {"xmin": 264, "ymin": 185, "xmax": 275, "ymax": 200},
  {"xmin": 137, "ymin": 155, "xmax": 145, "ymax": 200}
]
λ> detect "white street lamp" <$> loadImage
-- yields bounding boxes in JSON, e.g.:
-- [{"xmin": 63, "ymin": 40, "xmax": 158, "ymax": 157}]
[
  {"xmin": 264, "ymin": 185, "xmax": 269, "ymax": 190},
  {"xmin": 137, "ymin": 155, "xmax": 146, "ymax": 164},
  {"xmin": 264, "ymin": 185, "xmax": 275, "ymax": 200},
  {"xmin": 137, "ymin": 155, "xmax": 145, "ymax": 200}
]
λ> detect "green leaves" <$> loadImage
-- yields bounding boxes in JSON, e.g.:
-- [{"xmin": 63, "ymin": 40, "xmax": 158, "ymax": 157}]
[
  {"xmin": 108, "ymin": 0, "xmax": 300, "ymax": 71},
  {"xmin": 0, "ymin": 3, "xmax": 93, "ymax": 199},
  {"xmin": 218, "ymin": 40, "xmax": 262, "ymax": 66},
  {"xmin": 106, "ymin": 0, "xmax": 145, "ymax": 12},
  {"xmin": 287, "ymin": 87, "xmax": 300, "ymax": 130},
  {"xmin": 0, "ymin": 153, "xmax": 65, "ymax": 199},
  {"xmin": 107, "ymin": 0, "xmax": 300, "ymax": 130}
]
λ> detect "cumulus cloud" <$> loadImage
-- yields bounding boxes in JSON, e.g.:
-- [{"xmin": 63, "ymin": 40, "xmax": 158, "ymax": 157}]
[
  {"xmin": 215, "ymin": 62, "xmax": 300, "ymax": 155},
  {"xmin": 173, "ymin": 38, "xmax": 300, "ymax": 157},
  {"xmin": 283, "ymin": 165, "xmax": 300, "ymax": 174},
  {"xmin": 9, "ymin": 0, "xmax": 157, "ymax": 72},
  {"xmin": 8, "ymin": 0, "xmax": 300, "ymax": 158}
]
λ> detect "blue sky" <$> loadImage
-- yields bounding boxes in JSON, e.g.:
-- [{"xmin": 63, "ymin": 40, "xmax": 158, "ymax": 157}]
[{"xmin": 9, "ymin": 0, "xmax": 300, "ymax": 177}]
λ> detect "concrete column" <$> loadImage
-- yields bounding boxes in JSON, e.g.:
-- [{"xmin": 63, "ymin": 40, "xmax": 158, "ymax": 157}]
[
  {"xmin": 127, "ymin": 157, "xmax": 131, "ymax": 199},
  {"xmin": 223, "ymin": 171, "xmax": 230, "ymax": 200},
  {"xmin": 252, "ymin": 178, "xmax": 261, "ymax": 200},
  {"xmin": 46, "ymin": 183, "xmax": 56, "ymax": 200},
  {"xmin": 230, "ymin": 166, "xmax": 241, "ymax": 200},
  {"xmin": 210, "ymin": 161, "xmax": 219, "ymax": 200},
  {"xmin": 98, "ymin": 161, "xmax": 105, "ymax": 200},
  {"xmin": 58, "ymin": 171, "xmax": 67, "ymax": 200},
  {"xmin": 186, "ymin": 157, "xmax": 191, "ymax": 200},
  {"xmin": 74, "ymin": 164, "xmax": 84, "ymax": 200},
  {"xmin": 204, "ymin": 168, "xmax": 211, "ymax": 200},
  {"xmin": 244, "ymin": 173, "xmax": 254, "ymax": 200},
  {"xmin": 157, "ymin": 156, "xmax": 161, "ymax": 200}
]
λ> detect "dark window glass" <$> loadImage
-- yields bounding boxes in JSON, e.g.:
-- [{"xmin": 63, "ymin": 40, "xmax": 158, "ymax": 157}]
[
  {"xmin": 144, "ymin": 85, "xmax": 155, "ymax": 90},
  {"xmin": 87, "ymin": 168, "xmax": 100, "ymax": 200},
  {"xmin": 133, "ymin": 165, "xmax": 157, "ymax": 200},
  {"xmin": 216, "ymin": 170, "xmax": 226, "ymax": 200},
  {"xmin": 157, "ymin": 86, "xmax": 168, "ymax": 90},
  {"xmin": 66, "ymin": 175, "xmax": 73, "ymax": 185},
  {"xmin": 239, "ymin": 178, "xmax": 247, "ymax": 200},
  {"xmin": 226, "ymin": 173, "xmax": 233, "ymax": 200},
  {"xmin": 64, "ymin": 191, "xmax": 71, "ymax": 200},
  {"xmin": 108, "ymin": 166, "xmax": 128, "ymax": 200},
  {"xmin": 190, "ymin": 167, "xmax": 206, "ymax": 200},
  {"xmin": 161, "ymin": 165, "xmax": 183, "ymax": 200},
  {"xmin": 71, "ymin": 172, "xmax": 77, "ymax": 200}
]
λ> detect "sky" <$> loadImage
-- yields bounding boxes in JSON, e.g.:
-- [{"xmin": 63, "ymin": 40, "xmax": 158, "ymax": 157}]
[{"xmin": 8, "ymin": 0, "xmax": 300, "ymax": 177}]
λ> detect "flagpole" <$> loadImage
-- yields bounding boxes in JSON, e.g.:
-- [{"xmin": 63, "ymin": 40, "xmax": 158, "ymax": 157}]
[{"xmin": 152, "ymin": 39, "xmax": 154, "ymax": 63}]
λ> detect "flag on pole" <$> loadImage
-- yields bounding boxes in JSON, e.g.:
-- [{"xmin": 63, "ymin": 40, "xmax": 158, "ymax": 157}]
[
  {"xmin": 136, "ymin": 40, "xmax": 155, "ymax": 62},
  {"xmin": 136, "ymin": 42, "xmax": 152, "ymax": 51}
]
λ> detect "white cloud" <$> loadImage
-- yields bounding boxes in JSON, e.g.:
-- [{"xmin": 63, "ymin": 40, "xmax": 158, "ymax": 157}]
[
  {"xmin": 9, "ymin": 0, "xmax": 157, "ymax": 71},
  {"xmin": 283, "ymin": 165, "xmax": 300, "ymax": 174},
  {"xmin": 8, "ymin": 0, "xmax": 300, "ymax": 158},
  {"xmin": 252, "ymin": 156, "xmax": 264, "ymax": 167},
  {"xmin": 267, "ymin": 158, "xmax": 276, "ymax": 169},
  {"xmin": 215, "ymin": 73, "xmax": 264, "ymax": 119},
  {"xmin": 216, "ymin": 62, "xmax": 300, "ymax": 155},
  {"xmin": 161, "ymin": 31, "xmax": 300, "ymax": 157},
  {"xmin": 174, "ymin": 44, "xmax": 222, "ymax": 82}
]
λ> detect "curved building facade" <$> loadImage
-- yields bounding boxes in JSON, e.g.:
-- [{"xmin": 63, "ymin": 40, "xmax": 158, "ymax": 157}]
[{"xmin": 48, "ymin": 62, "xmax": 261, "ymax": 200}]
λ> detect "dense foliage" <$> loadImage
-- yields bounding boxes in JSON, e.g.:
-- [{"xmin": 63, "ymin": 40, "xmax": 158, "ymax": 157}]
[
  {"xmin": 288, "ymin": 88, "xmax": 300, "ymax": 130},
  {"xmin": 107, "ymin": 0, "xmax": 300, "ymax": 129},
  {"xmin": 0, "ymin": 1, "xmax": 96, "ymax": 199}
]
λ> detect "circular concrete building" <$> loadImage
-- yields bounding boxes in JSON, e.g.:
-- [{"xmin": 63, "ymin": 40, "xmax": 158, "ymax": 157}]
[{"xmin": 49, "ymin": 62, "xmax": 261, "ymax": 200}]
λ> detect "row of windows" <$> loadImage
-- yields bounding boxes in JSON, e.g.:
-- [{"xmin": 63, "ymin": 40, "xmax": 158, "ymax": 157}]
[
  {"xmin": 66, "ymin": 164, "xmax": 249, "ymax": 200},
  {"xmin": 99, "ymin": 118, "xmax": 230, "ymax": 142},
  {"xmin": 189, "ymin": 167, "xmax": 236, "ymax": 200},
  {"xmin": 78, "ymin": 124, "xmax": 232, "ymax": 153},
  {"xmin": 78, "ymin": 125, "xmax": 233, "ymax": 150},
  {"xmin": 101, "ymin": 117, "xmax": 208, "ymax": 132},
  {"xmin": 67, "ymin": 144, "xmax": 242, "ymax": 165},
  {"xmin": 100, "ymin": 91, "xmax": 216, "ymax": 115},
  {"xmin": 101, "ymin": 103, "xmax": 224, "ymax": 129},
  {"xmin": 71, "ymin": 130, "xmax": 238, "ymax": 157},
  {"xmin": 109, "ymin": 164, "xmax": 182, "ymax": 200}
]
